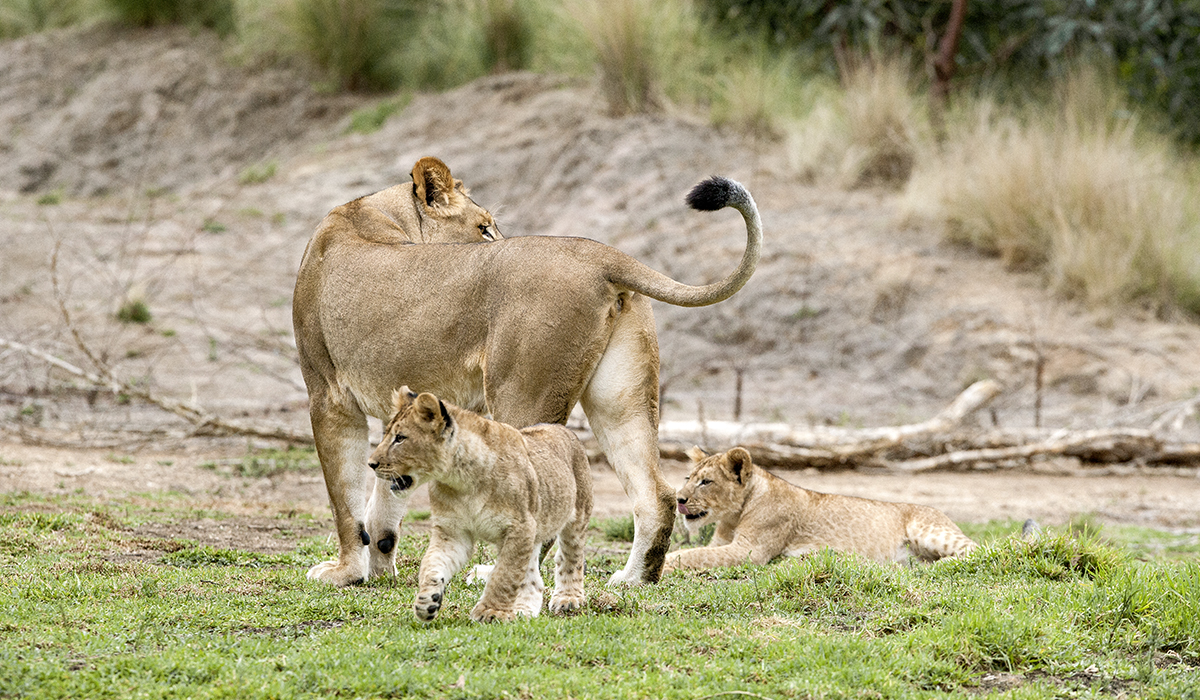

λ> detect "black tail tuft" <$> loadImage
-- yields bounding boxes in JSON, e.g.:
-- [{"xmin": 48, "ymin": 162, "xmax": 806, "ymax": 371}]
[{"xmin": 685, "ymin": 176, "xmax": 740, "ymax": 211}]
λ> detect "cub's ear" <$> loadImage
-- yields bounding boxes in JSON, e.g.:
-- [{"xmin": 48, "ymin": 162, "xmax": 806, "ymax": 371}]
[
  {"xmin": 411, "ymin": 157, "xmax": 463, "ymax": 211},
  {"xmin": 392, "ymin": 386, "xmax": 419, "ymax": 414},
  {"xmin": 724, "ymin": 447, "xmax": 752, "ymax": 484},
  {"xmin": 413, "ymin": 392, "xmax": 453, "ymax": 436},
  {"xmin": 685, "ymin": 446, "xmax": 709, "ymax": 463}
]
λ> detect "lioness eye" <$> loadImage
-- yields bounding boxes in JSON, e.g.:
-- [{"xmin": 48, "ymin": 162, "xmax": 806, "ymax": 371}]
[
  {"xmin": 479, "ymin": 223, "xmax": 496, "ymax": 241},
  {"xmin": 699, "ymin": 479, "xmax": 712, "ymax": 486},
  {"xmin": 393, "ymin": 434, "xmax": 406, "ymax": 445}
]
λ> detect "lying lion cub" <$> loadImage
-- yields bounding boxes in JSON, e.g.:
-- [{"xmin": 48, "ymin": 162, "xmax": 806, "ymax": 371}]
[
  {"xmin": 368, "ymin": 387, "xmax": 592, "ymax": 622},
  {"xmin": 666, "ymin": 447, "xmax": 976, "ymax": 572}
]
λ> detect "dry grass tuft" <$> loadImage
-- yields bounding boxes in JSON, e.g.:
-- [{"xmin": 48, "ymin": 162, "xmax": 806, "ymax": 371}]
[
  {"xmin": 785, "ymin": 57, "xmax": 927, "ymax": 188},
  {"xmin": 905, "ymin": 69, "xmax": 1200, "ymax": 314}
]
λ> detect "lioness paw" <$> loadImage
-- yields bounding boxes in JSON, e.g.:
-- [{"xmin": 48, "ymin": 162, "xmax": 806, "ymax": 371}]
[{"xmin": 306, "ymin": 559, "xmax": 366, "ymax": 588}]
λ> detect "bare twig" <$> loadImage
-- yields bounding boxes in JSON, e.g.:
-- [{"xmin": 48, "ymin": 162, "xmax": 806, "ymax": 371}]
[{"xmin": 0, "ymin": 337, "xmax": 312, "ymax": 445}]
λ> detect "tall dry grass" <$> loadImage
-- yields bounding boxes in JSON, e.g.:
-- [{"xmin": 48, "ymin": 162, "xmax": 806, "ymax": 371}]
[
  {"xmin": 784, "ymin": 57, "xmax": 928, "ymax": 188},
  {"xmin": 566, "ymin": 0, "xmax": 705, "ymax": 115},
  {"xmin": 905, "ymin": 70, "xmax": 1200, "ymax": 314}
]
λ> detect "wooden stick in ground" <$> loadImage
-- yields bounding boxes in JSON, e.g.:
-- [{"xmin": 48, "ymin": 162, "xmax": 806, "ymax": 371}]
[
  {"xmin": 887, "ymin": 429, "xmax": 1164, "ymax": 473},
  {"xmin": 0, "ymin": 337, "xmax": 314, "ymax": 445}
]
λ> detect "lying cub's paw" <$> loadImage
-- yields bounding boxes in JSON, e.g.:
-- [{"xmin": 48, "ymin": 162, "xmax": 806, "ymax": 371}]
[
  {"xmin": 549, "ymin": 592, "xmax": 585, "ymax": 614},
  {"xmin": 413, "ymin": 590, "xmax": 444, "ymax": 622},
  {"xmin": 470, "ymin": 603, "xmax": 516, "ymax": 623}
]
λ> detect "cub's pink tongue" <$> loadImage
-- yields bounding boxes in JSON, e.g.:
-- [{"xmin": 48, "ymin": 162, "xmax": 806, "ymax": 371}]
[{"xmin": 677, "ymin": 504, "xmax": 688, "ymax": 515}]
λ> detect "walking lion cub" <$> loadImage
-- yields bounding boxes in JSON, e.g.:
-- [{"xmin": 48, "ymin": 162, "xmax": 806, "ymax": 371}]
[
  {"xmin": 666, "ymin": 447, "xmax": 976, "ymax": 572},
  {"xmin": 368, "ymin": 387, "xmax": 592, "ymax": 622}
]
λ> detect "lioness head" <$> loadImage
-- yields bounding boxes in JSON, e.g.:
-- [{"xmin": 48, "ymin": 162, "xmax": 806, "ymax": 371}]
[
  {"xmin": 411, "ymin": 157, "xmax": 501, "ymax": 242},
  {"xmin": 367, "ymin": 385, "xmax": 456, "ymax": 493},
  {"xmin": 674, "ymin": 447, "xmax": 753, "ymax": 535}
]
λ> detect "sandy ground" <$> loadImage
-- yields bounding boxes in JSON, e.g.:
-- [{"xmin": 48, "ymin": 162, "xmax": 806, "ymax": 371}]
[{"xmin": 2, "ymin": 26, "xmax": 1199, "ymax": 555}]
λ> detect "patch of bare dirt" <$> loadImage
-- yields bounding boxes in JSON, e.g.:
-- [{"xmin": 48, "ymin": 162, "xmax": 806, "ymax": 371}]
[{"xmin": 1, "ymin": 26, "xmax": 1199, "ymax": 543}]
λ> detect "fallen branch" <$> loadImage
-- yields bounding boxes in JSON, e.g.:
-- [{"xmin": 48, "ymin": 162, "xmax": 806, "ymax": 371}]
[
  {"xmin": 0, "ymin": 337, "xmax": 313, "ymax": 446},
  {"xmin": 655, "ymin": 380, "xmax": 1200, "ymax": 471}
]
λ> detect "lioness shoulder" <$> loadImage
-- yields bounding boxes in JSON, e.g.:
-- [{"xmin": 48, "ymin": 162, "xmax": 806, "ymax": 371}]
[
  {"xmin": 368, "ymin": 387, "xmax": 592, "ymax": 622},
  {"xmin": 666, "ymin": 447, "xmax": 976, "ymax": 572}
]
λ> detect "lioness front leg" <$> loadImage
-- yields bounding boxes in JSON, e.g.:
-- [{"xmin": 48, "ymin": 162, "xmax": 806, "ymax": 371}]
[
  {"xmin": 472, "ymin": 521, "xmax": 538, "ymax": 623},
  {"xmin": 414, "ymin": 528, "xmax": 473, "ymax": 622}
]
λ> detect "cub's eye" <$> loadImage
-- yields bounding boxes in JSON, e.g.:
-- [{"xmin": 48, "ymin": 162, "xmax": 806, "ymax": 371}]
[
  {"xmin": 392, "ymin": 434, "xmax": 407, "ymax": 445},
  {"xmin": 698, "ymin": 479, "xmax": 713, "ymax": 486},
  {"xmin": 479, "ymin": 223, "xmax": 497, "ymax": 241}
]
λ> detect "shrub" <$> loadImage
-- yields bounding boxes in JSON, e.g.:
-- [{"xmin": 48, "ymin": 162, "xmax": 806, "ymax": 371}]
[
  {"xmin": 0, "ymin": 0, "xmax": 86, "ymax": 39},
  {"xmin": 101, "ymin": 0, "xmax": 236, "ymax": 35},
  {"xmin": 905, "ymin": 67, "xmax": 1200, "ymax": 314},
  {"xmin": 285, "ymin": 0, "xmax": 415, "ymax": 92},
  {"xmin": 115, "ymin": 298, "xmax": 152, "ymax": 324}
]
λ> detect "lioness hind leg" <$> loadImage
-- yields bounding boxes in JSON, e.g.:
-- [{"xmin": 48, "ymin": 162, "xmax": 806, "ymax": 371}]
[{"xmin": 307, "ymin": 392, "xmax": 373, "ymax": 587}]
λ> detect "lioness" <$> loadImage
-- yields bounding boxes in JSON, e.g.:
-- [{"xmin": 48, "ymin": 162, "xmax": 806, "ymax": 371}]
[
  {"xmin": 368, "ymin": 387, "xmax": 592, "ymax": 622},
  {"xmin": 294, "ymin": 159, "xmax": 761, "ymax": 587},
  {"xmin": 667, "ymin": 448, "xmax": 977, "ymax": 572}
]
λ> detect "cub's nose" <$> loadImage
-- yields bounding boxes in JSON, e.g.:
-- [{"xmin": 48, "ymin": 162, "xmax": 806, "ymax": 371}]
[
  {"xmin": 368, "ymin": 461, "xmax": 379, "ymax": 471},
  {"xmin": 676, "ymin": 497, "xmax": 687, "ymax": 505}
]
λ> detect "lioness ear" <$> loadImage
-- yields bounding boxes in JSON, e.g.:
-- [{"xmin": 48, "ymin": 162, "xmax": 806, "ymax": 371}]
[
  {"xmin": 685, "ymin": 446, "xmax": 709, "ymax": 463},
  {"xmin": 411, "ymin": 157, "xmax": 462, "ymax": 211},
  {"xmin": 725, "ymin": 447, "xmax": 752, "ymax": 484}
]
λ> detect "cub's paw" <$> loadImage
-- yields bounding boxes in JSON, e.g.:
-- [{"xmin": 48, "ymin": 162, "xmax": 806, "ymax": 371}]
[
  {"xmin": 413, "ymin": 590, "xmax": 444, "ymax": 622},
  {"xmin": 549, "ymin": 592, "xmax": 585, "ymax": 615},
  {"xmin": 470, "ymin": 603, "xmax": 516, "ymax": 623},
  {"xmin": 307, "ymin": 560, "xmax": 366, "ymax": 587}
]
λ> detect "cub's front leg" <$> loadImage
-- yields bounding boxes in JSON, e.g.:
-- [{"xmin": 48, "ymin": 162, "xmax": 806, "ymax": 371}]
[
  {"xmin": 664, "ymin": 538, "xmax": 772, "ymax": 574},
  {"xmin": 472, "ymin": 519, "xmax": 537, "ymax": 623},
  {"xmin": 414, "ymin": 527, "xmax": 473, "ymax": 622}
]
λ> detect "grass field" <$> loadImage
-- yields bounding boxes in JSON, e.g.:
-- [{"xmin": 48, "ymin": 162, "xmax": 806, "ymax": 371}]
[{"xmin": 2, "ymin": 490, "xmax": 1198, "ymax": 699}]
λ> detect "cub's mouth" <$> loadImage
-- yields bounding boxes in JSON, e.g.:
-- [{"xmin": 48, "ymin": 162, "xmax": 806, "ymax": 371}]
[
  {"xmin": 390, "ymin": 475, "xmax": 414, "ymax": 492},
  {"xmin": 678, "ymin": 503, "xmax": 707, "ymax": 520}
]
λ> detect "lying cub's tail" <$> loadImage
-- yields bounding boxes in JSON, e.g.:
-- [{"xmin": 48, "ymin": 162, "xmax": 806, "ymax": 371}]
[{"xmin": 606, "ymin": 176, "xmax": 762, "ymax": 308}]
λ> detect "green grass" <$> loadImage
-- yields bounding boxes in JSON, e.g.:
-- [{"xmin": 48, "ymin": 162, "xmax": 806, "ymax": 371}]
[{"xmin": 2, "ymin": 490, "xmax": 1198, "ymax": 699}]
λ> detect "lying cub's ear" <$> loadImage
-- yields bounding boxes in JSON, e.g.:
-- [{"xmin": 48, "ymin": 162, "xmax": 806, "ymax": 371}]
[
  {"xmin": 724, "ymin": 447, "xmax": 752, "ymax": 484},
  {"xmin": 685, "ymin": 446, "xmax": 709, "ymax": 463},
  {"xmin": 413, "ymin": 392, "xmax": 454, "ymax": 437},
  {"xmin": 411, "ymin": 157, "xmax": 465, "ymax": 213}
]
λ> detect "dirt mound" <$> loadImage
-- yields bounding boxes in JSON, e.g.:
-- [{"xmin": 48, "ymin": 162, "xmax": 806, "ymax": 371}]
[{"xmin": 0, "ymin": 24, "xmax": 355, "ymax": 196}]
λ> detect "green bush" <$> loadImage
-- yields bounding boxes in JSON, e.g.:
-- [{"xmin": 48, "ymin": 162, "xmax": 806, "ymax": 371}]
[
  {"xmin": 286, "ymin": 0, "xmax": 416, "ymax": 92},
  {"xmin": 0, "ymin": 0, "xmax": 85, "ymax": 39},
  {"xmin": 700, "ymin": 0, "xmax": 1200, "ymax": 144},
  {"xmin": 102, "ymin": 0, "xmax": 236, "ymax": 35}
]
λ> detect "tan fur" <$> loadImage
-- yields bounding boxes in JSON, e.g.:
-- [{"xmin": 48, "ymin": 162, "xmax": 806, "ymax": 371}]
[
  {"xmin": 293, "ymin": 161, "xmax": 762, "ymax": 588},
  {"xmin": 666, "ymin": 448, "xmax": 977, "ymax": 572},
  {"xmin": 368, "ymin": 387, "xmax": 592, "ymax": 622}
]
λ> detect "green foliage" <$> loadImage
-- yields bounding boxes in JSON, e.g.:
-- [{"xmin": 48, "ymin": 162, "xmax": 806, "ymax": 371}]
[
  {"xmin": 101, "ymin": 0, "xmax": 236, "ymax": 36},
  {"xmin": 2, "ymin": 497, "xmax": 1199, "ymax": 699},
  {"xmin": 597, "ymin": 515, "xmax": 635, "ymax": 542},
  {"xmin": 234, "ymin": 447, "xmax": 320, "ymax": 478},
  {"xmin": 701, "ymin": 0, "xmax": 1200, "ymax": 145},
  {"xmin": 344, "ymin": 95, "xmax": 410, "ymax": 134},
  {"xmin": 237, "ymin": 160, "xmax": 276, "ymax": 184},
  {"xmin": 286, "ymin": 0, "xmax": 416, "ymax": 92},
  {"xmin": 115, "ymin": 298, "xmax": 152, "ymax": 324},
  {"xmin": 0, "ymin": 0, "xmax": 84, "ymax": 39}
]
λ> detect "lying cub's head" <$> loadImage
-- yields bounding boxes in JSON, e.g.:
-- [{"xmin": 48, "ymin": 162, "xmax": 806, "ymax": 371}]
[
  {"xmin": 368, "ymin": 386, "xmax": 455, "ymax": 493},
  {"xmin": 675, "ymin": 447, "xmax": 754, "ymax": 535}
]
